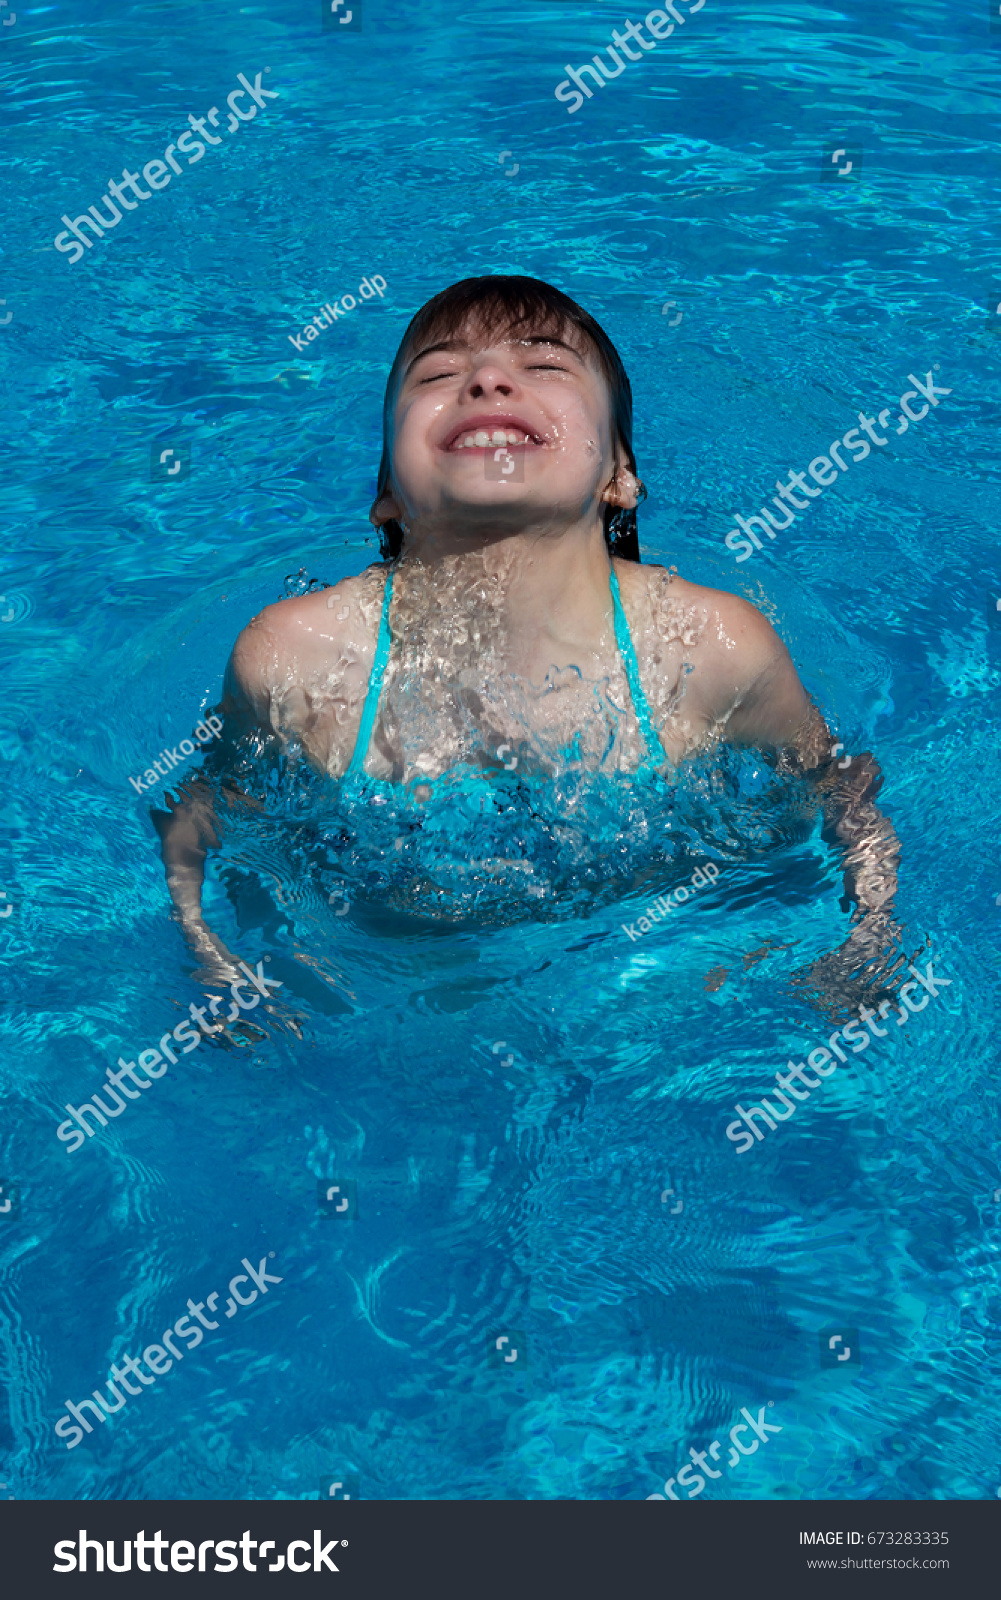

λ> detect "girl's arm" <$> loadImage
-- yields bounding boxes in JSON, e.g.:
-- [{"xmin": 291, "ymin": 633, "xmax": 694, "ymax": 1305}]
[
  {"xmin": 151, "ymin": 775, "xmax": 245, "ymax": 986},
  {"xmin": 712, "ymin": 600, "xmax": 910, "ymax": 1018},
  {"xmin": 151, "ymin": 630, "xmax": 271, "ymax": 984}
]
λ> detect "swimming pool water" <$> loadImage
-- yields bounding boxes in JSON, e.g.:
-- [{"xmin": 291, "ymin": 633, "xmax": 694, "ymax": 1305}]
[{"xmin": 1, "ymin": 0, "xmax": 1000, "ymax": 1502}]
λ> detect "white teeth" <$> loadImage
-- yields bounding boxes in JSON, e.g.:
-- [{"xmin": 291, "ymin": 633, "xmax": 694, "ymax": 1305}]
[{"xmin": 452, "ymin": 427, "xmax": 533, "ymax": 448}]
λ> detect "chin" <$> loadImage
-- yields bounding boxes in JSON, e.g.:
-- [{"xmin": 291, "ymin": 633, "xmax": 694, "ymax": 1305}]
[{"xmin": 445, "ymin": 503, "xmax": 539, "ymax": 538}]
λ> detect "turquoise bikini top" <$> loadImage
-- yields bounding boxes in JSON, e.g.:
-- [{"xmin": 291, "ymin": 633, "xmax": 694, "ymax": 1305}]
[{"xmin": 343, "ymin": 562, "xmax": 669, "ymax": 783}]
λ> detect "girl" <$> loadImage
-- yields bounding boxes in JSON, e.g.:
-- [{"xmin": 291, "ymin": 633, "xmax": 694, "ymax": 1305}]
[{"xmin": 155, "ymin": 276, "xmax": 903, "ymax": 1012}]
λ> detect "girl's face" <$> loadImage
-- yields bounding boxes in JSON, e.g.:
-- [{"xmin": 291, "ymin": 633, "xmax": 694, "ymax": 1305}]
[{"xmin": 371, "ymin": 317, "xmax": 638, "ymax": 541}]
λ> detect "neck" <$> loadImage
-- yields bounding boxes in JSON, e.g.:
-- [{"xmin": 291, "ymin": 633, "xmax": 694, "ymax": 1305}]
[{"xmin": 395, "ymin": 517, "xmax": 614, "ymax": 650}]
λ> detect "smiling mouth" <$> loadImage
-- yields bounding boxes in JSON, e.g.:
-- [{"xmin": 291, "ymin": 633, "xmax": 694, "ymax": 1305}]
[{"xmin": 442, "ymin": 419, "xmax": 546, "ymax": 452}]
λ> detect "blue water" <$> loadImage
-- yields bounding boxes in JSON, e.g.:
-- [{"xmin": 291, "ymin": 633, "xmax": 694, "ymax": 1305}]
[{"xmin": 2, "ymin": 0, "xmax": 1000, "ymax": 1502}]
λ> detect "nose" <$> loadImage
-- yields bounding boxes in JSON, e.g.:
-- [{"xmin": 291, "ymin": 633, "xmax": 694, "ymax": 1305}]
[{"xmin": 461, "ymin": 356, "xmax": 519, "ymax": 401}]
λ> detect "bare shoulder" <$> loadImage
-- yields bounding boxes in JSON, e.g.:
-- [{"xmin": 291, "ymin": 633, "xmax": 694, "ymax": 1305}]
[
  {"xmin": 615, "ymin": 560, "xmax": 786, "ymax": 677},
  {"xmin": 668, "ymin": 573, "xmax": 786, "ymax": 676},
  {"xmin": 226, "ymin": 566, "xmax": 389, "ymax": 725},
  {"xmin": 614, "ymin": 560, "xmax": 813, "ymax": 750}
]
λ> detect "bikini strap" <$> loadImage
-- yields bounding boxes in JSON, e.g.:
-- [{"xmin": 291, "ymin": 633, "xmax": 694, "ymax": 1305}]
[
  {"xmin": 346, "ymin": 563, "xmax": 663, "ymax": 778},
  {"xmin": 608, "ymin": 563, "xmax": 669, "ymax": 769},
  {"xmin": 345, "ymin": 566, "xmax": 395, "ymax": 779}
]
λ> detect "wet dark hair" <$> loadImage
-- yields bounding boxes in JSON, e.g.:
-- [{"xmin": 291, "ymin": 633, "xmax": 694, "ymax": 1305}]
[{"xmin": 374, "ymin": 275, "xmax": 644, "ymax": 563}]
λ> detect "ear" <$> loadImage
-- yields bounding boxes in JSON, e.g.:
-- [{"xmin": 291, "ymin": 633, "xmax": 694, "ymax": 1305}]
[
  {"xmin": 369, "ymin": 485, "xmax": 403, "ymax": 529},
  {"xmin": 600, "ymin": 465, "xmax": 640, "ymax": 511}
]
